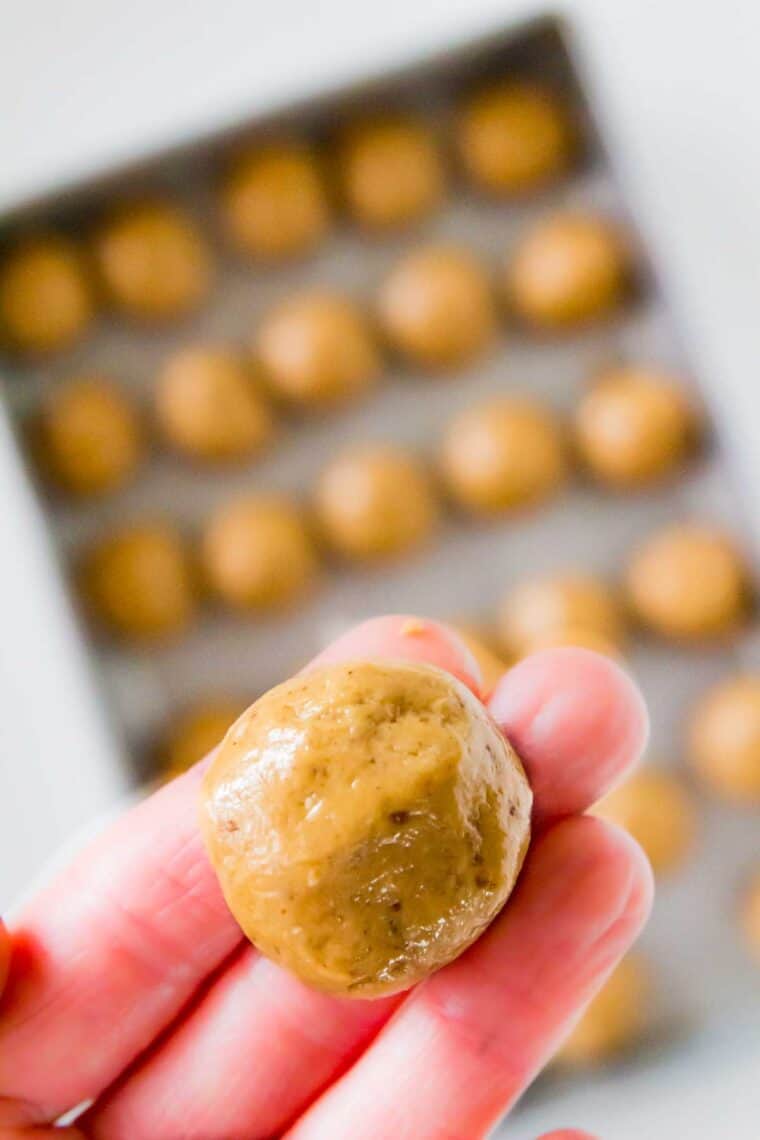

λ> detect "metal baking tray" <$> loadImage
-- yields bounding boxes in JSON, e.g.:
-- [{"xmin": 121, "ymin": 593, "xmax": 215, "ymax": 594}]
[{"xmin": 1, "ymin": 11, "xmax": 758, "ymax": 1132}]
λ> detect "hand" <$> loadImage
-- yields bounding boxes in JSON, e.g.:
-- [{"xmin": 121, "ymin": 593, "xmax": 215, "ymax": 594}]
[{"xmin": 0, "ymin": 616, "xmax": 651, "ymax": 1139}]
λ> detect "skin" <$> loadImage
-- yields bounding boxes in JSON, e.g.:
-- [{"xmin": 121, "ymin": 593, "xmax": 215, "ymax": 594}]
[{"xmin": 0, "ymin": 615, "xmax": 651, "ymax": 1139}]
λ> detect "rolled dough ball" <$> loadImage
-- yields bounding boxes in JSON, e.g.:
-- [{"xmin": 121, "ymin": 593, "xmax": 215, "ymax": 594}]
[
  {"xmin": 440, "ymin": 396, "xmax": 566, "ymax": 514},
  {"xmin": 689, "ymin": 675, "xmax": 760, "ymax": 802},
  {"xmin": 741, "ymin": 871, "xmax": 760, "ymax": 961},
  {"xmin": 92, "ymin": 200, "xmax": 211, "ymax": 320},
  {"xmin": 0, "ymin": 236, "xmax": 94, "ymax": 355},
  {"xmin": 452, "ymin": 625, "xmax": 508, "ymax": 695},
  {"xmin": 456, "ymin": 80, "xmax": 573, "ymax": 194},
  {"xmin": 519, "ymin": 625, "xmax": 621, "ymax": 660},
  {"xmin": 155, "ymin": 346, "xmax": 274, "ymax": 463},
  {"xmin": 162, "ymin": 698, "xmax": 243, "ymax": 778},
  {"xmin": 557, "ymin": 954, "xmax": 650, "ymax": 1066},
  {"xmin": 201, "ymin": 659, "xmax": 532, "ymax": 996},
  {"xmin": 203, "ymin": 494, "xmax": 318, "ymax": 611},
  {"xmin": 594, "ymin": 767, "xmax": 696, "ymax": 875},
  {"xmin": 220, "ymin": 142, "xmax": 330, "ymax": 259},
  {"xmin": 315, "ymin": 444, "xmax": 438, "ymax": 561},
  {"xmin": 625, "ymin": 524, "xmax": 749, "ymax": 641},
  {"xmin": 256, "ymin": 290, "xmax": 380, "ymax": 408},
  {"xmin": 377, "ymin": 245, "xmax": 495, "ymax": 369},
  {"xmin": 498, "ymin": 573, "xmax": 624, "ymax": 660}
]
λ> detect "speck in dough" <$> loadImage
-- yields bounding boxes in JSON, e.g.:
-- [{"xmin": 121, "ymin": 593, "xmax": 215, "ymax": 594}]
[{"xmin": 0, "ymin": 236, "xmax": 94, "ymax": 355}]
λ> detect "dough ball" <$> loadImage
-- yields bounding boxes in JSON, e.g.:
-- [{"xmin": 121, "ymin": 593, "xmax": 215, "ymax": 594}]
[
  {"xmin": 315, "ymin": 444, "xmax": 438, "ymax": 561},
  {"xmin": 162, "ymin": 698, "xmax": 243, "ymax": 778},
  {"xmin": 201, "ymin": 659, "xmax": 532, "ymax": 996},
  {"xmin": 456, "ymin": 80, "xmax": 573, "ymax": 194},
  {"xmin": 440, "ymin": 396, "xmax": 566, "ymax": 514},
  {"xmin": 337, "ymin": 116, "xmax": 444, "ymax": 229},
  {"xmin": 498, "ymin": 573, "xmax": 624, "ymax": 659},
  {"xmin": 688, "ymin": 675, "xmax": 760, "ymax": 802},
  {"xmin": 625, "ymin": 524, "xmax": 749, "ymax": 641},
  {"xmin": 92, "ymin": 200, "xmax": 211, "ymax": 320},
  {"xmin": 594, "ymin": 767, "xmax": 696, "ymax": 875},
  {"xmin": 741, "ymin": 871, "xmax": 760, "ymax": 961},
  {"xmin": 452, "ymin": 625, "xmax": 508, "ymax": 695},
  {"xmin": 203, "ymin": 494, "xmax": 318, "ymax": 611},
  {"xmin": 377, "ymin": 246, "xmax": 495, "ymax": 369},
  {"xmin": 256, "ymin": 290, "xmax": 380, "ymax": 409},
  {"xmin": 507, "ymin": 213, "xmax": 628, "ymax": 329},
  {"xmin": 557, "ymin": 955, "xmax": 650, "ymax": 1066},
  {"xmin": 220, "ymin": 142, "xmax": 330, "ymax": 259},
  {"xmin": 574, "ymin": 366, "xmax": 697, "ymax": 488},
  {"xmin": 156, "ymin": 346, "xmax": 274, "ymax": 463},
  {"xmin": 36, "ymin": 375, "xmax": 142, "ymax": 496},
  {"xmin": 0, "ymin": 236, "xmax": 94, "ymax": 355},
  {"xmin": 81, "ymin": 523, "xmax": 196, "ymax": 642}
]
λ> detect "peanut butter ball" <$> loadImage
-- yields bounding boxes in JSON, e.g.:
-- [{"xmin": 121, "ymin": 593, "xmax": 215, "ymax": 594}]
[
  {"xmin": 520, "ymin": 625, "xmax": 621, "ymax": 659},
  {"xmin": 452, "ymin": 625, "xmax": 508, "ymax": 695},
  {"xmin": 689, "ymin": 675, "xmax": 760, "ymax": 802},
  {"xmin": 220, "ymin": 142, "xmax": 330, "ymax": 260},
  {"xmin": 498, "ymin": 573, "xmax": 624, "ymax": 660},
  {"xmin": 92, "ymin": 201, "xmax": 211, "ymax": 321},
  {"xmin": 377, "ymin": 246, "xmax": 495, "ymax": 369},
  {"xmin": 81, "ymin": 523, "xmax": 196, "ymax": 642},
  {"xmin": 741, "ymin": 871, "xmax": 760, "ymax": 961},
  {"xmin": 256, "ymin": 290, "xmax": 380, "ymax": 409},
  {"xmin": 315, "ymin": 444, "xmax": 438, "ymax": 561},
  {"xmin": 162, "ymin": 698, "xmax": 243, "ymax": 778},
  {"xmin": 456, "ymin": 80, "xmax": 573, "ymax": 195},
  {"xmin": 557, "ymin": 954, "xmax": 650, "ymax": 1066},
  {"xmin": 574, "ymin": 366, "xmax": 697, "ymax": 488},
  {"xmin": 36, "ymin": 375, "xmax": 142, "ymax": 496},
  {"xmin": 507, "ymin": 213, "xmax": 628, "ymax": 329},
  {"xmin": 156, "ymin": 346, "xmax": 273, "ymax": 464},
  {"xmin": 201, "ymin": 659, "xmax": 532, "ymax": 997},
  {"xmin": 625, "ymin": 524, "xmax": 749, "ymax": 641},
  {"xmin": 594, "ymin": 767, "xmax": 695, "ymax": 875},
  {"xmin": 0, "ymin": 236, "xmax": 94, "ymax": 355},
  {"xmin": 440, "ymin": 396, "xmax": 566, "ymax": 515},
  {"xmin": 203, "ymin": 494, "xmax": 318, "ymax": 611},
  {"xmin": 337, "ymin": 116, "xmax": 444, "ymax": 230}
]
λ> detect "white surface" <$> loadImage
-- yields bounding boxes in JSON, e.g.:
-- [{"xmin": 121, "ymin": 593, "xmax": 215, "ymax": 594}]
[{"xmin": 1, "ymin": 1, "xmax": 759, "ymax": 1136}]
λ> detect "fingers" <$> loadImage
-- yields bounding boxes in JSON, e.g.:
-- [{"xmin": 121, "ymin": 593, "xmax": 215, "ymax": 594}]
[
  {"xmin": 489, "ymin": 648, "xmax": 648, "ymax": 825},
  {"xmin": 0, "ymin": 919, "xmax": 9, "ymax": 995},
  {"xmin": 286, "ymin": 817, "xmax": 653, "ymax": 1140}
]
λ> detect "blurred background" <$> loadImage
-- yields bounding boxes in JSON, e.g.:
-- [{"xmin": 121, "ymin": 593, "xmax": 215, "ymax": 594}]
[{"xmin": 1, "ymin": 1, "xmax": 759, "ymax": 1137}]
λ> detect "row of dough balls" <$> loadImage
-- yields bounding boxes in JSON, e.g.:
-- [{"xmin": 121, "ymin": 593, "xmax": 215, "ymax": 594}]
[{"xmin": 1, "ymin": 207, "xmax": 629, "ymax": 360}]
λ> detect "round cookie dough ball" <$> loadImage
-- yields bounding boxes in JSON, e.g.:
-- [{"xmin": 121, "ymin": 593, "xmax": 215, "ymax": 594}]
[
  {"xmin": 456, "ymin": 80, "xmax": 573, "ymax": 195},
  {"xmin": 201, "ymin": 659, "xmax": 532, "ymax": 996},
  {"xmin": 688, "ymin": 675, "xmax": 760, "ymax": 802},
  {"xmin": 220, "ymin": 142, "xmax": 330, "ymax": 260},
  {"xmin": 36, "ymin": 375, "xmax": 142, "ymax": 496},
  {"xmin": 203, "ymin": 494, "xmax": 318, "ymax": 611},
  {"xmin": 574, "ymin": 366, "xmax": 697, "ymax": 488},
  {"xmin": 557, "ymin": 955, "xmax": 650, "ymax": 1067},
  {"xmin": 256, "ymin": 290, "xmax": 380, "ymax": 409},
  {"xmin": 741, "ymin": 871, "xmax": 760, "ymax": 961},
  {"xmin": 498, "ymin": 572, "xmax": 624, "ymax": 660},
  {"xmin": 315, "ymin": 444, "xmax": 438, "ymax": 562},
  {"xmin": 81, "ymin": 523, "xmax": 196, "ymax": 642},
  {"xmin": 92, "ymin": 200, "xmax": 211, "ymax": 321},
  {"xmin": 0, "ymin": 236, "xmax": 94, "ymax": 355},
  {"xmin": 625, "ymin": 524, "xmax": 749, "ymax": 641},
  {"xmin": 452, "ymin": 625, "xmax": 508, "ymax": 695},
  {"xmin": 377, "ymin": 245, "xmax": 495, "ymax": 369},
  {"xmin": 156, "ymin": 346, "xmax": 274, "ymax": 464},
  {"xmin": 507, "ymin": 213, "xmax": 628, "ymax": 330},
  {"xmin": 162, "ymin": 698, "xmax": 243, "ymax": 778},
  {"xmin": 440, "ymin": 396, "xmax": 566, "ymax": 515},
  {"xmin": 337, "ymin": 116, "xmax": 444, "ymax": 230},
  {"xmin": 594, "ymin": 767, "xmax": 696, "ymax": 875}
]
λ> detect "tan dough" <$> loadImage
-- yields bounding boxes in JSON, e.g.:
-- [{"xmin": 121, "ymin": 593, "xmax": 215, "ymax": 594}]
[
  {"xmin": 594, "ymin": 767, "xmax": 696, "ymax": 875},
  {"xmin": 440, "ymin": 396, "xmax": 566, "ymax": 514},
  {"xmin": 337, "ymin": 116, "xmax": 444, "ymax": 229},
  {"xmin": 625, "ymin": 524, "xmax": 749, "ymax": 641},
  {"xmin": 203, "ymin": 494, "xmax": 318, "ymax": 611},
  {"xmin": 256, "ymin": 290, "xmax": 380, "ymax": 408},
  {"xmin": 507, "ymin": 213, "xmax": 628, "ymax": 329},
  {"xmin": 456, "ymin": 80, "xmax": 573, "ymax": 194},
  {"xmin": 93, "ymin": 200, "xmax": 211, "ymax": 320},
  {"xmin": 156, "ymin": 346, "xmax": 274, "ymax": 463},
  {"xmin": 741, "ymin": 871, "xmax": 760, "ymax": 961},
  {"xmin": 498, "ymin": 573, "xmax": 624, "ymax": 660},
  {"xmin": 689, "ymin": 675, "xmax": 760, "ymax": 802},
  {"xmin": 220, "ymin": 142, "xmax": 330, "ymax": 259},
  {"xmin": 0, "ymin": 236, "xmax": 94, "ymax": 355},
  {"xmin": 377, "ymin": 245, "xmax": 495, "ymax": 369},
  {"xmin": 201, "ymin": 659, "xmax": 532, "ymax": 997},
  {"xmin": 557, "ymin": 955, "xmax": 650, "ymax": 1066},
  {"xmin": 36, "ymin": 375, "xmax": 142, "ymax": 496},
  {"xmin": 452, "ymin": 625, "xmax": 508, "ymax": 695},
  {"xmin": 162, "ymin": 698, "xmax": 244, "ymax": 778},
  {"xmin": 574, "ymin": 366, "xmax": 697, "ymax": 487}
]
